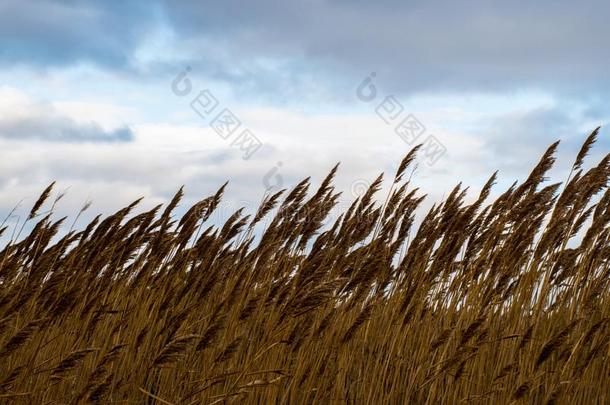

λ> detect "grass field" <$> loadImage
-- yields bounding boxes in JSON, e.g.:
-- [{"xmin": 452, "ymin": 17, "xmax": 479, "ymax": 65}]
[{"xmin": 0, "ymin": 129, "xmax": 609, "ymax": 404}]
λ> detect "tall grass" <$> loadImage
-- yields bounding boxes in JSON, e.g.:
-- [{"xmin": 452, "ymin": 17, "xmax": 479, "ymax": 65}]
[{"xmin": 0, "ymin": 129, "xmax": 609, "ymax": 404}]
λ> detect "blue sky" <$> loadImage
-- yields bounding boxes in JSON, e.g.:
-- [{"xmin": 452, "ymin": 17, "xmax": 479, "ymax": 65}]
[{"xmin": 1, "ymin": 0, "xmax": 608, "ymax": 231}]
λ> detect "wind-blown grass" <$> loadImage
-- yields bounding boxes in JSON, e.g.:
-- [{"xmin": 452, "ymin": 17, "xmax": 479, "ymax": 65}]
[{"xmin": 0, "ymin": 128, "xmax": 609, "ymax": 404}]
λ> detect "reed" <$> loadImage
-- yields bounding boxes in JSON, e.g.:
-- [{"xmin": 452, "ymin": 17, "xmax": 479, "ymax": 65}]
[{"xmin": 0, "ymin": 129, "xmax": 609, "ymax": 403}]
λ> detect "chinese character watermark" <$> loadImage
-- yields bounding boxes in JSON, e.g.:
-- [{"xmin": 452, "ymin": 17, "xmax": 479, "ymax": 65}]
[
  {"xmin": 171, "ymin": 67, "xmax": 263, "ymax": 160},
  {"xmin": 356, "ymin": 73, "xmax": 446, "ymax": 167}
]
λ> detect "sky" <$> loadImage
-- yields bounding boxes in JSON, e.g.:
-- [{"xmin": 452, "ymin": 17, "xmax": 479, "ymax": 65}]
[{"xmin": 1, "ymin": 0, "xmax": 609, "ymax": 235}]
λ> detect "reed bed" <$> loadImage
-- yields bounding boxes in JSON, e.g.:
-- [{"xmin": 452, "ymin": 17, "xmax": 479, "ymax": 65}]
[{"xmin": 0, "ymin": 129, "xmax": 609, "ymax": 404}]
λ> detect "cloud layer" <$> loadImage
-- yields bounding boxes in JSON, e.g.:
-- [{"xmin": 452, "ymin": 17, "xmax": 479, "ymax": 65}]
[
  {"xmin": 0, "ymin": 88, "xmax": 133, "ymax": 142},
  {"xmin": 0, "ymin": 0, "xmax": 153, "ymax": 69},
  {"xmin": 2, "ymin": 1, "xmax": 609, "ymax": 99}
]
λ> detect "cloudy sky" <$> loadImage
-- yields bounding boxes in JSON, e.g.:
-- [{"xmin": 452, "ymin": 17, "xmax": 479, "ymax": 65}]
[{"xmin": 1, "ymin": 0, "xmax": 608, "ymax": 235}]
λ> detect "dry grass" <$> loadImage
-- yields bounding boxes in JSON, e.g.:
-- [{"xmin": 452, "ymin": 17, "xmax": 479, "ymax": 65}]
[{"xmin": 0, "ymin": 128, "xmax": 609, "ymax": 404}]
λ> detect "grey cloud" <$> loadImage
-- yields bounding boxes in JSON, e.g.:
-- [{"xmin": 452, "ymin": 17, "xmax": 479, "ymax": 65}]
[
  {"xmin": 477, "ymin": 106, "xmax": 609, "ymax": 174},
  {"xmin": 159, "ymin": 0, "xmax": 610, "ymax": 97},
  {"xmin": 3, "ymin": 1, "xmax": 610, "ymax": 98},
  {"xmin": 0, "ymin": 0, "xmax": 154, "ymax": 69},
  {"xmin": 0, "ymin": 104, "xmax": 134, "ymax": 143}
]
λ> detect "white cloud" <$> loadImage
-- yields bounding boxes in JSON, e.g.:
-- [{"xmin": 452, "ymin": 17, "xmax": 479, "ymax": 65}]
[{"xmin": 1, "ymin": 84, "xmax": 605, "ymax": 247}]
